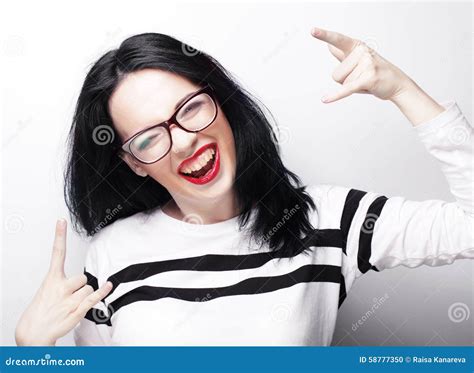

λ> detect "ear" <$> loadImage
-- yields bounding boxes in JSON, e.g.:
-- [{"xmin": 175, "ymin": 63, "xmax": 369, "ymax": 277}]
[{"xmin": 119, "ymin": 151, "xmax": 148, "ymax": 177}]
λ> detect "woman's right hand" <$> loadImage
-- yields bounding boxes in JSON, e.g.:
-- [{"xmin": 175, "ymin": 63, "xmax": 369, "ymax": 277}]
[{"xmin": 15, "ymin": 219, "xmax": 113, "ymax": 346}]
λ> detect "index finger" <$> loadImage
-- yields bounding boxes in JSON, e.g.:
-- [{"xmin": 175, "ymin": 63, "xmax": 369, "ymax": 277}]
[
  {"xmin": 49, "ymin": 219, "xmax": 67, "ymax": 276},
  {"xmin": 311, "ymin": 27, "xmax": 358, "ymax": 54}
]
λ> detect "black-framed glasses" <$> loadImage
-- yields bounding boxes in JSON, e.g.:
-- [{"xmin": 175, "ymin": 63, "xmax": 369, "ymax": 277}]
[{"xmin": 121, "ymin": 84, "xmax": 218, "ymax": 164}]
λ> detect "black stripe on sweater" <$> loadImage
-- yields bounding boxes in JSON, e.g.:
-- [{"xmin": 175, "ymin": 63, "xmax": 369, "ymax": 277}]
[
  {"xmin": 84, "ymin": 307, "xmax": 112, "ymax": 326},
  {"xmin": 303, "ymin": 228, "xmax": 345, "ymax": 249},
  {"xmin": 357, "ymin": 196, "xmax": 388, "ymax": 274},
  {"xmin": 104, "ymin": 228, "xmax": 345, "ymax": 299},
  {"xmin": 108, "ymin": 264, "xmax": 342, "ymax": 316},
  {"xmin": 338, "ymin": 273, "xmax": 347, "ymax": 308},
  {"xmin": 84, "ymin": 270, "xmax": 98, "ymax": 291},
  {"xmin": 340, "ymin": 189, "xmax": 367, "ymax": 255},
  {"xmin": 83, "ymin": 269, "xmax": 112, "ymax": 326}
]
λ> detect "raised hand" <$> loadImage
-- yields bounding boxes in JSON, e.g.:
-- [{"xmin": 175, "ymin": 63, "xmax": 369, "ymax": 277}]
[
  {"xmin": 311, "ymin": 27, "xmax": 412, "ymax": 103},
  {"xmin": 15, "ymin": 219, "xmax": 113, "ymax": 346}
]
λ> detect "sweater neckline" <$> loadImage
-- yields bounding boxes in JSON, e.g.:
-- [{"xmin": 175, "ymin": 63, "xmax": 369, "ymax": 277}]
[{"xmin": 154, "ymin": 207, "xmax": 243, "ymax": 236}]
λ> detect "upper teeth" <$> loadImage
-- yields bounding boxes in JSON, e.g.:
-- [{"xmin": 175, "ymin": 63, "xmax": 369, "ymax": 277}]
[{"xmin": 181, "ymin": 148, "xmax": 215, "ymax": 174}]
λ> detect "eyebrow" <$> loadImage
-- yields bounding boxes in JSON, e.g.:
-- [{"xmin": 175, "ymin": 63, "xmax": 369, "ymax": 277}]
[
  {"xmin": 174, "ymin": 89, "xmax": 199, "ymax": 110},
  {"xmin": 124, "ymin": 88, "xmax": 203, "ymax": 144}
]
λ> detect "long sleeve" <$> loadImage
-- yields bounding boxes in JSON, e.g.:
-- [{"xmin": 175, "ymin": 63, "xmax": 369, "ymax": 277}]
[
  {"xmin": 313, "ymin": 101, "xmax": 474, "ymax": 293},
  {"xmin": 73, "ymin": 236, "xmax": 113, "ymax": 346}
]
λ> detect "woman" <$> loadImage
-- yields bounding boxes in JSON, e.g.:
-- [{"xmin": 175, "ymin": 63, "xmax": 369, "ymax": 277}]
[{"xmin": 15, "ymin": 28, "xmax": 473, "ymax": 346}]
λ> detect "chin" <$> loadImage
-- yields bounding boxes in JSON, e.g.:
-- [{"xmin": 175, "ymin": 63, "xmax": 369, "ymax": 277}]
[{"xmin": 185, "ymin": 167, "xmax": 234, "ymax": 202}]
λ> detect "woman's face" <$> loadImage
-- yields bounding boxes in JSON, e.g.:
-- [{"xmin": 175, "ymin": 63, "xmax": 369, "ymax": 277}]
[{"xmin": 108, "ymin": 68, "xmax": 236, "ymax": 205}]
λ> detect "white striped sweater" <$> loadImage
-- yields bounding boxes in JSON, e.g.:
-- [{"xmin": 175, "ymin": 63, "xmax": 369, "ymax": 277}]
[{"xmin": 73, "ymin": 101, "xmax": 474, "ymax": 346}]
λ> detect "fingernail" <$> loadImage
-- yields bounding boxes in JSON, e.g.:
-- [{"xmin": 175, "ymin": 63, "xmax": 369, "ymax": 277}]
[
  {"xmin": 105, "ymin": 281, "xmax": 113, "ymax": 289},
  {"xmin": 58, "ymin": 218, "xmax": 66, "ymax": 227},
  {"xmin": 321, "ymin": 95, "xmax": 328, "ymax": 103},
  {"xmin": 312, "ymin": 28, "xmax": 320, "ymax": 36}
]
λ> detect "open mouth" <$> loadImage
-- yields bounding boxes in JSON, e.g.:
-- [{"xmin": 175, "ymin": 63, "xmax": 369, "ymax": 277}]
[{"xmin": 177, "ymin": 143, "xmax": 220, "ymax": 185}]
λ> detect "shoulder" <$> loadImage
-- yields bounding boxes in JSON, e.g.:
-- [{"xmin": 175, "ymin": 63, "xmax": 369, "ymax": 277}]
[
  {"xmin": 91, "ymin": 207, "xmax": 159, "ymax": 243},
  {"xmin": 305, "ymin": 184, "xmax": 359, "ymax": 228},
  {"xmin": 305, "ymin": 184, "xmax": 352, "ymax": 202},
  {"xmin": 305, "ymin": 183, "xmax": 356, "ymax": 212},
  {"xmin": 83, "ymin": 207, "xmax": 160, "ymax": 266}
]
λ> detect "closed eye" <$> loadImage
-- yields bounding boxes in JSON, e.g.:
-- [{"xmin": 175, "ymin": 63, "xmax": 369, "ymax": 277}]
[{"xmin": 138, "ymin": 134, "xmax": 159, "ymax": 150}]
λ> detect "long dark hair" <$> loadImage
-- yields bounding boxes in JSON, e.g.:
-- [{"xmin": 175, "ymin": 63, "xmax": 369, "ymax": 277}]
[{"xmin": 64, "ymin": 32, "xmax": 317, "ymax": 257}]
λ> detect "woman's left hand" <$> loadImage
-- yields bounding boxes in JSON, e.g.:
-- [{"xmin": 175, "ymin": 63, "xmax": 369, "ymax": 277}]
[{"xmin": 311, "ymin": 27, "xmax": 413, "ymax": 104}]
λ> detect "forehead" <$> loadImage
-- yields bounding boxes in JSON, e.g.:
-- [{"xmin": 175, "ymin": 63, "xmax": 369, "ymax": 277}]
[{"xmin": 108, "ymin": 68, "xmax": 199, "ymax": 140}]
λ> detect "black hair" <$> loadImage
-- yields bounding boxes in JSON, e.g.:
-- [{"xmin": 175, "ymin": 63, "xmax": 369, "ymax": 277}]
[{"xmin": 64, "ymin": 32, "xmax": 317, "ymax": 258}]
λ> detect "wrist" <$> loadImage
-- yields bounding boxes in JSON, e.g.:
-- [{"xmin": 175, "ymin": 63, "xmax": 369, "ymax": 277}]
[
  {"xmin": 389, "ymin": 77, "xmax": 419, "ymax": 106},
  {"xmin": 16, "ymin": 335, "xmax": 56, "ymax": 346},
  {"xmin": 388, "ymin": 78, "xmax": 445, "ymax": 126}
]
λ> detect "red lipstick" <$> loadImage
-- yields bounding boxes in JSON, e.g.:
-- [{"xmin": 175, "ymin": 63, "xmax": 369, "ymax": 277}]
[{"xmin": 177, "ymin": 143, "xmax": 220, "ymax": 185}]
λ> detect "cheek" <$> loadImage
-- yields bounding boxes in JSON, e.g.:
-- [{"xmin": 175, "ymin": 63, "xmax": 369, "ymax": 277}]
[
  {"xmin": 142, "ymin": 157, "xmax": 176, "ymax": 185},
  {"xmin": 213, "ymin": 114, "xmax": 236, "ymax": 162},
  {"xmin": 223, "ymin": 126, "xmax": 237, "ymax": 166}
]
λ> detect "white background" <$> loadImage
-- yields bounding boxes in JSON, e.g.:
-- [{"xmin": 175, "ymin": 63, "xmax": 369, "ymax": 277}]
[{"xmin": 1, "ymin": 0, "xmax": 473, "ymax": 345}]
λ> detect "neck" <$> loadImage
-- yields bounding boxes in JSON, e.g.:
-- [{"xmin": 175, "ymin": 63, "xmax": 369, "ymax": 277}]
[{"xmin": 163, "ymin": 190, "xmax": 240, "ymax": 224}]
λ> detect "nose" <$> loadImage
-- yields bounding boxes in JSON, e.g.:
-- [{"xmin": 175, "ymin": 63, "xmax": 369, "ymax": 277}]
[{"xmin": 170, "ymin": 124, "xmax": 197, "ymax": 156}]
